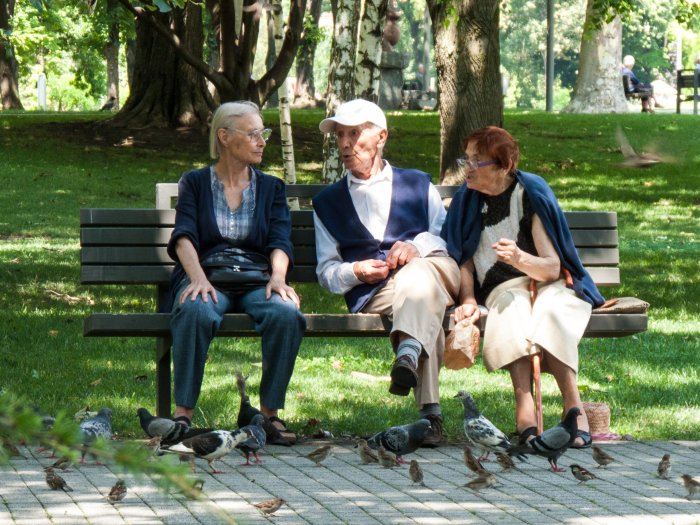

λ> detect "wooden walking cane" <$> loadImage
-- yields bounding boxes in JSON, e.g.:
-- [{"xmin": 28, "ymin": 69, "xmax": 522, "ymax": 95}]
[{"xmin": 529, "ymin": 279, "xmax": 543, "ymax": 435}]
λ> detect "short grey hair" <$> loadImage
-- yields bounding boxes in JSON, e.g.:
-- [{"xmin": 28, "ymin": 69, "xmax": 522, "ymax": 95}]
[
  {"xmin": 209, "ymin": 101, "xmax": 261, "ymax": 159},
  {"xmin": 622, "ymin": 55, "xmax": 635, "ymax": 68}
]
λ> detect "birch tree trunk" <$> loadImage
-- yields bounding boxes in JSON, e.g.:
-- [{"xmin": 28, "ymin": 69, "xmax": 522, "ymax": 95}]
[
  {"xmin": 354, "ymin": 0, "xmax": 387, "ymax": 102},
  {"xmin": 427, "ymin": 0, "xmax": 502, "ymax": 184},
  {"xmin": 563, "ymin": 1, "xmax": 627, "ymax": 113},
  {"xmin": 322, "ymin": 0, "xmax": 360, "ymax": 183}
]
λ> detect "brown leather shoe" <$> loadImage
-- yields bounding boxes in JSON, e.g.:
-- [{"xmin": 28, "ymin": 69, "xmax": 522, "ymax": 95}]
[{"xmin": 421, "ymin": 414, "xmax": 444, "ymax": 448}]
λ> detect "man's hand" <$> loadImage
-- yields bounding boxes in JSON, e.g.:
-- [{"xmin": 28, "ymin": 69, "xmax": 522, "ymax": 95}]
[
  {"xmin": 353, "ymin": 259, "xmax": 389, "ymax": 284},
  {"xmin": 386, "ymin": 241, "xmax": 419, "ymax": 270},
  {"xmin": 453, "ymin": 303, "xmax": 480, "ymax": 324}
]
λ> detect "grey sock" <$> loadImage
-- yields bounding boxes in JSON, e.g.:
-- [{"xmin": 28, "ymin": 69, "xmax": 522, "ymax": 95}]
[
  {"xmin": 396, "ymin": 338, "xmax": 421, "ymax": 368},
  {"xmin": 420, "ymin": 403, "xmax": 442, "ymax": 418}
]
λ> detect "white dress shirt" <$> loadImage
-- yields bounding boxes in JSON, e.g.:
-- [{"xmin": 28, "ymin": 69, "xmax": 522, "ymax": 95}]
[{"xmin": 314, "ymin": 161, "xmax": 448, "ymax": 294}]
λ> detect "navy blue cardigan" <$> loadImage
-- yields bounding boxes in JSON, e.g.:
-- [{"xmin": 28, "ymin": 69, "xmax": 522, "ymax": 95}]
[
  {"xmin": 164, "ymin": 166, "xmax": 293, "ymax": 311},
  {"xmin": 441, "ymin": 170, "xmax": 605, "ymax": 307}
]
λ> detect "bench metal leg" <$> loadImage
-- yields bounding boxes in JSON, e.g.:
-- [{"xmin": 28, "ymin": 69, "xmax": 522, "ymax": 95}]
[{"xmin": 155, "ymin": 335, "xmax": 172, "ymax": 417}]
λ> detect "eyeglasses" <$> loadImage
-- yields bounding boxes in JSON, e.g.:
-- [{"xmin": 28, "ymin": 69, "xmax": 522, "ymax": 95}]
[
  {"xmin": 227, "ymin": 127, "xmax": 272, "ymax": 142},
  {"xmin": 457, "ymin": 156, "xmax": 497, "ymax": 170}
]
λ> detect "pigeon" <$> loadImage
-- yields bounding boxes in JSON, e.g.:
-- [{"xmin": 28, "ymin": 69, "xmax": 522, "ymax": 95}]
[
  {"xmin": 254, "ymin": 497, "xmax": 286, "ymax": 516},
  {"xmin": 409, "ymin": 459, "xmax": 425, "ymax": 486},
  {"xmin": 366, "ymin": 419, "xmax": 431, "ymax": 463},
  {"xmin": 377, "ymin": 446, "xmax": 400, "ymax": 468},
  {"xmin": 306, "ymin": 444, "xmax": 333, "ymax": 467},
  {"xmin": 464, "ymin": 445, "xmax": 486, "ymax": 474},
  {"xmin": 615, "ymin": 125, "xmax": 662, "ymax": 168},
  {"xmin": 509, "ymin": 407, "xmax": 580, "ymax": 472},
  {"xmin": 51, "ymin": 456, "xmax": 73, "ymax": 471},
  {"xmin": 681, "ymin": 474, "xmax": 700, "ymax": 500},
  {"xmin": 591, "ymin": 446, "xmax": 615, "ymax": 468},
  {"xmin": 234, "ymin": 413, "xmax": 267, "ymax": 465},
  {"xmin": 495, "ymin": 452, "xmax": 517, "ymax": 471},
  {"xmin": 455, "ymin": 391, "xmax": 511, "ymax": 461},
  {"xmin": 79, "ymin": 408, "xmax": 113, "ymax": 464},
  {"xmin": 137, "ymin": 408, "xmax": 189, "ymax": 445},
  {"xmin": 44, "ymin": 467, "xmax": 72, "ymax": 491},
  {"xmin": 107, "ymin": 479, "xmax": 127, "ymax": 503},
  {"xmin": 464, "ymin": 471, "xmax": 497, "ymax": 491},
  {"xmin": 570, "ymin": 464, "xmax": 598, "ymax": 483},
  {"xmin": 235, "ymin": 372, "xmax": 289, "ymax": 446},
  {"xmin": 163, "ymin": 429, "xmax": 247, "ymax": 473},
  {"xmin": 657, "ymin": 453, "xmax": 671, "ymax": 479},
  {"xmin": 356, "ymin": 438, "xmax": 379, "ymax": 464}
]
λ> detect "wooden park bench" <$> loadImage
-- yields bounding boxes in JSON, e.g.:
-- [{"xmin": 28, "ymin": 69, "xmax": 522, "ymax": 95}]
[
  {"xmin": 80, "ymin": 183, "xmax": 648, "ymax": 417},
  {"xmin": 676, "ymin": 69, "xmax": 700, "ymax": 115}
]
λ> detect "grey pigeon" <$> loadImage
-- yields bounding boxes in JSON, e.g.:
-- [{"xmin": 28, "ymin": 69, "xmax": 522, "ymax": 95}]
[
  {"xmin": 455, "ymin": 391, "xmax": 511, "ymax": 461},
  {"xmin": 234, "ymin": 413, "xmax": 267, "ymax": 465},
  {"xmin": 366, "ymin": 419, "xmax": 431, "ymax": 463},
  {"xmin": 509, "ymin": 407, "xmax": 580, "ymax": 472},
  {"xmin": 137, "ymin": 408, "xmax": 188, "ymax": 444},
  {"xmin": 162, "ymin": 429, "xmax": 247, "ymax": 473},
  {"xmin": 79, "ymin": 408, "xmax": 112, "ymax": 464}
]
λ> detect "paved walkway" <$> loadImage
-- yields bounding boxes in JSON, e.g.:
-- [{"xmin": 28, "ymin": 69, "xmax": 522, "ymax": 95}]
[{"xmin": 2, "ymin": 439, "xmax": 700, "ymax": 525}]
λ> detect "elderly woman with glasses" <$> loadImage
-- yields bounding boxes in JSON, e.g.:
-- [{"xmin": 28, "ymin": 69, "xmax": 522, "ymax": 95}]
[
  {"xmin": 166, "ymin": 101, "xmax": 305, "ymax": 444},
  {"xmin": 441, "ymin": 126, "xmax": 605, "ymax": 449}
]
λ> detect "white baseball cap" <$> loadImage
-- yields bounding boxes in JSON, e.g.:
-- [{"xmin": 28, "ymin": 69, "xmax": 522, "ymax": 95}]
[{"xmin": 319, "ymin": 99, "xmax": 387, "ymax": 133}]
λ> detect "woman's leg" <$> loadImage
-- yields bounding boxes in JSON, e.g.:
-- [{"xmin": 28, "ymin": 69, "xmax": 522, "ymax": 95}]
[
  {"xmin": 508, "ymin": 356, "xmax": 538, "ymax": 435},
  {"xmin": 170, "ymin": 280, "xmax": 231, "ymax": 421},
  {"xmin": 239, "ymin": 287, "xmax": 305, "ymax": 421}
]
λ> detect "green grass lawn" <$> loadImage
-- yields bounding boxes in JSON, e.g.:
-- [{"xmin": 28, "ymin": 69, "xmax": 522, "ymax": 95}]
[{"xmin": 0, "ymin": 109, "xmax": 698, "ymax": 442}]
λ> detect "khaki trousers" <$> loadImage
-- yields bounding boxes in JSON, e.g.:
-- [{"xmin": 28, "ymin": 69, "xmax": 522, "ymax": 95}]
[{"xmin": 363, "ymin": 257, "xmax": 460, "ymax": 406}]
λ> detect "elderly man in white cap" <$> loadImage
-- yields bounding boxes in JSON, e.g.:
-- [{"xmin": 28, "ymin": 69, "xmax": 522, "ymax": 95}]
[{"xmin": 312, "ymin": 98, "xmax": 460, "ymax": 446}]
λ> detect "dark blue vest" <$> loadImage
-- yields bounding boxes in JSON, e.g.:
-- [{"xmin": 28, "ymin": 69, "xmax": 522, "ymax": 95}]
[{"xmin": 313, "ymin": 167, "xmax": 432, "ymax": 312}]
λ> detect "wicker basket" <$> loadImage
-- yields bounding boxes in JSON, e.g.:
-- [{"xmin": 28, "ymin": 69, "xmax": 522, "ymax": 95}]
[{"xmin": 583, "ymin": 402, "xmax": 611, "ymax": 435}]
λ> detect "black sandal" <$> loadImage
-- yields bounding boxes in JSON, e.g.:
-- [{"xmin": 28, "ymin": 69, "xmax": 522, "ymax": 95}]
[
  {"xmin": 268, "ymin": 416, "xmax": 297, "ymax": 446},
  {"xmin": 518, "ymin": 426, "xmax": 538, "ymax": 444},
  {"xmin": 172, "ymin": 415, "xmax": 191, "ymax": 430},
  {"xmin": 572, "ymin": 430, "xmax": 592, "ymax": 449}
]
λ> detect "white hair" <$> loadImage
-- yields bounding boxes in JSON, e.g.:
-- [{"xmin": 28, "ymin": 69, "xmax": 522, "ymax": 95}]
[
  {"xmin": 209, "ymin": 101, "xmax": 261, "ymax": 159},
  {"xmin": 622, "ymin": 55, "xmax": 635, "ymax": 68}
]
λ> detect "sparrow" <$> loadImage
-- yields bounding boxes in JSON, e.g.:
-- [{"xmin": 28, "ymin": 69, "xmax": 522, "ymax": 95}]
[
  {"xmin": 409, "ymin": 459, "xmax": 425, "ymax": 486},
  {"xmin": 51, "ymin": 456, "xmax": 73, "ymax": 471},
  {"xmin": 455, "ymin": 391, "xmax": 511, "ymax": 461},
  {"xmin": 591, "ymin": 446, "xmax": 615, "ymax": 468},
  {"xmin": 107, "ymin": 479, "xmax": 127, "ymax": 503},
  {"xmin": 681, "ymin": 474, "xmax": 700, "ymax": 500},
  {"xmin": 183, "ymin": 479, "xmax": 205, "ymax": 500},
  {"xmin": 306, "ymin": 444, "xmax": 333, "ymax": 467},
  {"xmin": 657, "ymin": 453, "xmax": 671, "ymax": 479},
  {"xmin": 254, "ymin": 497, "xmax": 286, "ymax": 516},
  {"xmin": 145, "ymin": 435, "xmax": 162, "ymax": 456},
  {"xmin": 464, "ymin": 472, "xmax": 497, "ymax": 491},
  {"xmin": 356, "ymin": 438, "xmax": 379, "ymax": 464},
  {"xmin": 495, "ymin": 452, "xmax": 517, "ymax": 471},
  {"xmin": 377, "ymin": 446, "xmax": 400, "ymax": 468},
  {"xmin": 463, "ymin": 445, "xmax": 486, "ymax": 474},
  {"xmin": 44, "ymin": 467, "xmax": 73, "ymax": 492},
  {"xmin": 570, "ymin": 464, "xmax": 598, "ymax": 483},
  {"xmin": 2, "ymin": 440, "xmax": 25, "ymax": 459}
]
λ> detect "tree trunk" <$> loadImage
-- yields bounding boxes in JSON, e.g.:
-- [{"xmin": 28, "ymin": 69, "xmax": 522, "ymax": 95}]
[
  {"xmin": 427, "ymin": 0, "xmax": 502, "ymax": 184},
  {"xmin": 0, "ymin": 0, "xmax": 22, "ymax": 110},
  {"xmin": 354, "ymin": 0, "xmax": 387, "ymax": 102},
  {"xmin": 563, "ymin": 1, "xmax": 627, "ymax": 114},
  {"xmin": 265, "ymin": 7, "xmax": 279, "ymax": 108},
  {"xmin": 294, "ymin": 0, "xmax": 322, "ymax": 106},
  {"xmin": 322, "ymin": 0, "xmax": 360, "ymax": 183},
  {"xmin": 113, "ymin": 5, "xmax": 213, "ymax": 129},
  {"xmin": 104, "ymin": 0, "xmax": 120, "ymax": 110}
]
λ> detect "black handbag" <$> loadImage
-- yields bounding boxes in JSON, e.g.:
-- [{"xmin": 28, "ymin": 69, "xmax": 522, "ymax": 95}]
[{"xmin": 201, "ymin": 247, "xmax": 271, "ymax": 293}]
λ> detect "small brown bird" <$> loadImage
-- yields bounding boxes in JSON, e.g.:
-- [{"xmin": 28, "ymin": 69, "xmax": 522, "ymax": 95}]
[
  {"xmin": 681, "ymin": 474, "xmax": 700, "ymax": 500},
  {"xmin": 306, "ymin": 444, "xmax": 333, "ymax": 467},
  {"xmin": 44, "ymin": 467, "xmax": 73, "ymax": 492},
  {"xmin": 464, "ymin": 472, "xmax": 497, "ymax": 491},
  {"xmin": 409, "ymin": 459, "xmax": 425, "ymax": 486},
  {"xmin": 463, "ymin": 445, "xmax": 486, "ymax": 474},
  {"xmin": 51, "ymin": 456, "xmax": 73, "ymax": 471},
  {"xmin": 254, "ymin": 497, "xmax": 286, "ymax": 516},
  {"xmin": 377, "ymin": 446, "xmax": 400, "ymax": 468},
  {"xmin": 2, "ymin": 440, "xmax": 25, "ymax": 458},
  {"xmin": 591, "ymin": 446, "xmax": 615, "ymax": 468},
  {"xmin": 570, "ymin": 464, "xmax": 598, "ymax": 484},
  {"xmin": 495, "ymin": 452, "xmax": 517, "ymax": 471},
  {"xmin": 145, "ymin": 435, "xmax": 162, "ymax": 456},
  {"xmin": 107, "ymin": 480, "xmax": 127, "ymax": 503},
  {"xmin": 657, "ymin": 453, "xmax": 672, "ymax": 479},
  {"xmin": 356, "ymin": 439, "xmax": 379, "ymax": 464}
]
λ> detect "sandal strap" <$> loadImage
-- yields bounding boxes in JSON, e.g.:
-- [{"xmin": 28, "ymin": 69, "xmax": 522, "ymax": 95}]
[{"xmin": 268, "ymin": 416, "xmax": 288, "ymax": 428}]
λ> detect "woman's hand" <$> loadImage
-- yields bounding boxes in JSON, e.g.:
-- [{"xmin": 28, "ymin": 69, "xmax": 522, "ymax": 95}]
[
  {"xmin": 454, "ymin": 303, "xmax": 480, "ymax": 324},
  {"xmin": 179, "ymin": 276, "xmax": 218, "ymax": 304},
  {"xmin": 492, "ymin": 238, "xmax": 522, "ymax": 267},
  {"xmin": 266, "ymin": 274, "xmax": 300, "ymax": 308}
]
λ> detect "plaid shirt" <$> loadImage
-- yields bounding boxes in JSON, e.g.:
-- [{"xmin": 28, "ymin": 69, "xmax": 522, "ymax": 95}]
[{"xmin": 211, "ymin": 166, "xmax": 256, "ymax": 243}]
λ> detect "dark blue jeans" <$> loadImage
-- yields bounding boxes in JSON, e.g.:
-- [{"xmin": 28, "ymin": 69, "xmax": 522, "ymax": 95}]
[{"xmin": 170, "ymin": 279, "xmax": 305, "ymax": 410}]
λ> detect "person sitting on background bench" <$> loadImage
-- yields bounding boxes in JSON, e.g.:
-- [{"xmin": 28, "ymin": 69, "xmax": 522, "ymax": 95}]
[
  {"xmin": 622, "ymin": 55, "xmax": 656, "ymax": 113},
  {"xmin": 313, "ymin": 99, "xmax": 460, "ymax": 447},
  {"xmin": 441, "ymin": 126, "xmax": 605, "ymax": 448},
  {"xmin": 166, "ymin": 101, "xmax": 305, "ymax": 444}
]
